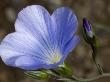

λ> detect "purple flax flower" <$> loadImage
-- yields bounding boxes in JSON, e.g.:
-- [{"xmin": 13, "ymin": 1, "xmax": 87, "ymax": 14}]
[
  {"xmin": 83, "ymin": 18, "xmax": 93, "ymax": 38},
  {"xmin": 0, "ymin": 5, "xmax": 79, "ymax": 70}
]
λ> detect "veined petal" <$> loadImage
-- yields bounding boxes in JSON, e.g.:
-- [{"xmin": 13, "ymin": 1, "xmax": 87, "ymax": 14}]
[
  {"xmin": 0, "ymin": 32, "xmax": 46, "ymax": 55},
  {"xmin": 15, "ymin": 5, "xmax": 55, "ymax": 50},
  {"xmin": 0, "ymin": 49, "xmax": 25, "ymax": 66},
  {"xmin": 63, "ymin": 36, "xmax": 80, "ymax": 55},
  {"xmin": 0, "ymin": 32, "xmax": 52, "ymax": 68},
  {"xmin": 51, "ymin": 7, "xmax": 78, "ymax": 54},
  {"xmin": 15, "ymin": 55, "xmax": 45, "ymax": 70},
  {"xmin": 52, "ymin": 7, "xmax": 78, "ymax": 48},
  {"xmin": 15, "ymin": 5, "xmax": 50, "ymax": 34},
  {"xmin": 0, "ymin": 32, "xmax": 64, "ymax": 70}
]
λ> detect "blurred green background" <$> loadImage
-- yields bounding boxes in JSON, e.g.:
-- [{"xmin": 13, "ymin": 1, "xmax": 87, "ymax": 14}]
[{"xmin": 0, "ymin": 0, "xmax": 110, "ymax": 82}]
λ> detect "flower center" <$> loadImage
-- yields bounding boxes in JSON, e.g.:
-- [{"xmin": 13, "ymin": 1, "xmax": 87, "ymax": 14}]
[{"xmin": 50, "ymin": 55, "xmax": 61, "ymax": 64}]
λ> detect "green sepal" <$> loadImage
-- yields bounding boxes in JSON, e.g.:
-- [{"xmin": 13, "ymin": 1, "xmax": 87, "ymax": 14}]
[
  {"xmin": 57, "ymin": 63, "xmax": 73, "ymax": 78},
  {"xmin": 91, "ymin": 36, "xmax": 100, "ymax": 50},
  {"xmin": 24, "ymin": 70, "xmax": 49, "ymax": 80},
  {"xmin": 82, "ymin": 26, "xmax": 93, "ymax": 44}
]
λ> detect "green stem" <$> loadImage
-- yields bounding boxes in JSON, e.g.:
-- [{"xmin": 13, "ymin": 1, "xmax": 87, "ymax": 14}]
[
  {"xmin": 49, "ymin": 70, "xmax": 110, "ymax": 82},
  {"xmin": 91, "ymin": 46, "xmax": 103, "ymax": 75},
  {"xmin": 58, "ymin": 73, "xmax": 110, "ymax": 82},
  {"xmin": 71, "ymin": 73, "xmax": 110, "ymax": 82}
]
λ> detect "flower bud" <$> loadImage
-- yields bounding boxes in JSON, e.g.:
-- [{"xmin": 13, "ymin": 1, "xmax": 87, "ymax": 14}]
[
  {"xmin": 83, "ymin": 18, "xmax": 93, "ymax": 38},
  {"xmin": 82, "ymin": 18, "xmax": 100, "ymax": 50}
]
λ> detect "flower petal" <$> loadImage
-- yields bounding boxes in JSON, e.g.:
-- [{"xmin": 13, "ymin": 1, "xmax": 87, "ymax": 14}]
[
  {"xmin": 15, "ymin": 5, "xmax": 55, "ymax": 50},
  {"xmin": 62, "ymin": 35, "xmax": 80, "ymax": 55},
  {"xmin": 0, "ymin": 49, "xmax": 25, "ymax": 66},
  {"xmin": 15, "ymin": 55, "xmax": 45, "ymax": 70},
  {"xmin": 0, "ymin": 32, "xmax": 52, "ymax": 68},
  {"xmin": 51, "ymin": 7, "xmax": 78, "ymax": 51}
]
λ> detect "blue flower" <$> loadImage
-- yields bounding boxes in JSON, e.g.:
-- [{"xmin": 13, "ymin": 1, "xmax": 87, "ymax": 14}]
[{"xmin": 0, "ymin": 5, "xmax": 80, "ymax": 70}]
